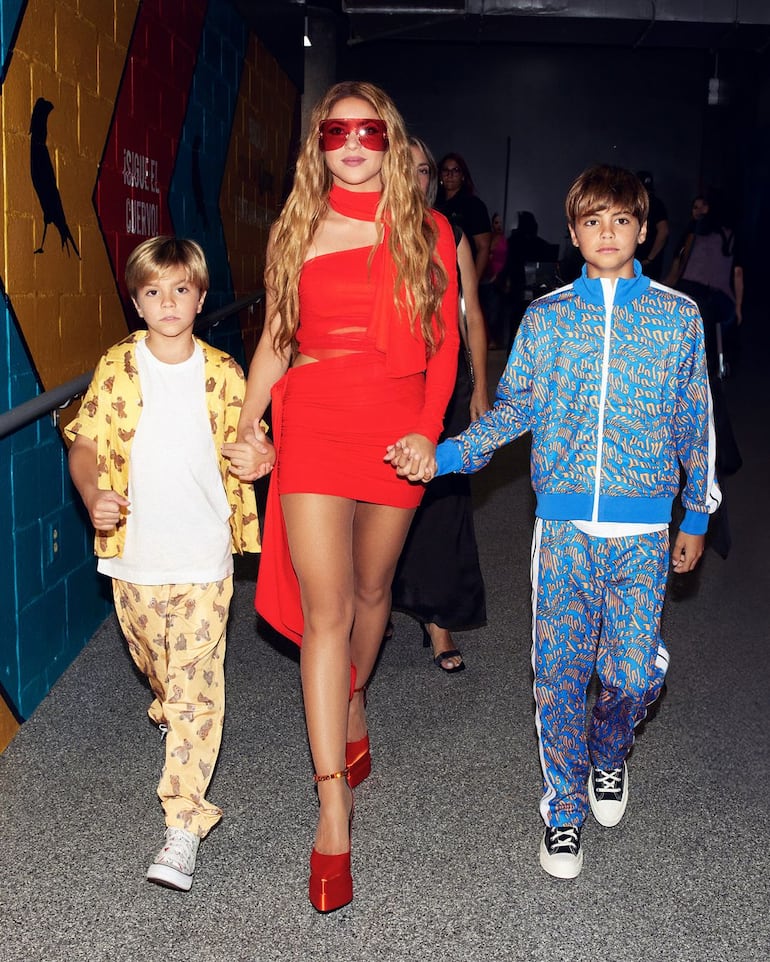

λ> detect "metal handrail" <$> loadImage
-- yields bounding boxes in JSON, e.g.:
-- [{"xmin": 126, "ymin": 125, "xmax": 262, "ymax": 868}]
[{"xmin": 0, "ymin": 290, "xmax": 264, "ymax": 439}]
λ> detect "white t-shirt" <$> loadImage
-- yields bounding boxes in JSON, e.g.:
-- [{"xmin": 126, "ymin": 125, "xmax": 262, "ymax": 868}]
[{"xmin": 98, "ymin": 339, "xmax": 233, "ymax": 585}]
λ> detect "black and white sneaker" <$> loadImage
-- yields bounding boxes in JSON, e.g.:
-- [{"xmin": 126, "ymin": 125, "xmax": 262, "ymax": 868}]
[
  {"xmin": 539, "ymin": 825, "xmax": 583, "ymax": 879},
  {"xmin": 588, "ymin": 762, "xmax": 628, "ymax": 827}
]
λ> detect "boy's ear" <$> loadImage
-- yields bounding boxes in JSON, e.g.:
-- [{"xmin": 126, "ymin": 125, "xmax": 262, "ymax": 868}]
[
  {"xmin": 197, "ymin": 289, "xmax": 207, "ymax": 314},
  {"xmin": 131, "ymin": 297, "xmax": 143, "ymax": 318},
  {"xmin": 637, "ymin": 220, "xmax": 648, "ymax": 245},
  {"xmin": 568, "ymin": 223, "xmax": 579, "ymax": 247}
]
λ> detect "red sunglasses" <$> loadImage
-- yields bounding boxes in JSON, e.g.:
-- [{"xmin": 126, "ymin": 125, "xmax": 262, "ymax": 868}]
[{"xmin": 319, "ymin": 118, "xmax": 388, "ymax": 152}]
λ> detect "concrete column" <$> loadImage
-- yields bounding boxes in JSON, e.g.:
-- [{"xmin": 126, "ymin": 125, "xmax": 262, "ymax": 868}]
[{"xmin": 302, "ymin": 6, "xmax": 338, "ymax": 138}]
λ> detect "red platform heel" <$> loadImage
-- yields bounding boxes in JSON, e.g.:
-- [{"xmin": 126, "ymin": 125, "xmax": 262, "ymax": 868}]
[
  {"xmin": 309, "ymin": 768, "xmax": 353, "ymax": 913},
  {"xmin": 345, "ymin": 734, "xmax": 371, "ymax": 788},
  {"xmin": 346, "ymin": 684, "xmax": 371, "ymax": 788}
]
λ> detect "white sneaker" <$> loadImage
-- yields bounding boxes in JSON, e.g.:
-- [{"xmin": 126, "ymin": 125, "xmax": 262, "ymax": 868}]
[
  {"xmin": 539, "ymin": 825, "xmax": 583, "ymax": 879},
  {"xmin": 588, "ymin": 763, "xmax": 629, "ymax": 827},
  {"xmin": 146, "ymin": 828, "xmax": 199, "ymax": 891}
]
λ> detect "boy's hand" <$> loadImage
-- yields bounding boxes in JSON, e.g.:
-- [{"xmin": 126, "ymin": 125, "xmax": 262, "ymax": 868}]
[
  {"xmin": 384, "ymin": 434, "xmax": 436, "ymax": 482},
  {"xmin": 671, "ymin": 531, "xmax": 705, "ymax": 573},
  {"xmin": 88, "ymin": 491, "xmax": 129, "ymax": 532},
  {"xmin": 223, "ymin": 424, "xmax": 275, "ymax": 481}
]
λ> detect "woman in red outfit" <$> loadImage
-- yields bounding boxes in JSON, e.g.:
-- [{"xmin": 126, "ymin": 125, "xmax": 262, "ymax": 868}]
[{"xmin": 233, "ymin": 81, "xmax": 459, "ymax": 912}]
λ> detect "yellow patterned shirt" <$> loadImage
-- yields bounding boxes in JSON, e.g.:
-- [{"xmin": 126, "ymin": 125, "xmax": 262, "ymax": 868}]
[{"xmin": 65, "ymin": 331, "xmax": 261, "ymax": 559}]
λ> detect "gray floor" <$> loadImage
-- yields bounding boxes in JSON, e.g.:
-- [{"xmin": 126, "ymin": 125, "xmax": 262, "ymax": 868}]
[{"xmin": 1, "ymin": 319, "xmax": 768, "ymax": 962}]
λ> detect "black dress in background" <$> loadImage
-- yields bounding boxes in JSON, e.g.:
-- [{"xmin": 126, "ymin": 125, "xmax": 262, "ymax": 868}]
[{"xmin": 390, "ymin": 341, "xmax": 487, "ymax": 630}]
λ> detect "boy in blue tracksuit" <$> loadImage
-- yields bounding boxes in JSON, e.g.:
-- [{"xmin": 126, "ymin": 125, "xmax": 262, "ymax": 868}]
[{"xmin": 394, "ymin": 165, "xmax": 721, "ymax": 878}]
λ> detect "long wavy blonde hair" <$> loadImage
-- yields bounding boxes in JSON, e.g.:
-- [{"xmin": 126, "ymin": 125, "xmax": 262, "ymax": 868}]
[{"xmin": 265, "ymin": 81, "xmax": 449, "ymax": 355}]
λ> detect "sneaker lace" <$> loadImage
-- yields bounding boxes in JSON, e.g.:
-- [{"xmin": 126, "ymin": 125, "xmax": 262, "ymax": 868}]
[
  {"xmin": 548, "ymin": 826, "xmax": 580, "ymax": 854},
  {"xmin": 594, "ymin": 767, "xmax": 623, "ymax": 795},
  {"xmin": 158, "ymin": 724, "xmax": 168, "ymax": 740},
  {"xmin": 162, "ymin": 829, "xmax": 198, "ymax": 868}
]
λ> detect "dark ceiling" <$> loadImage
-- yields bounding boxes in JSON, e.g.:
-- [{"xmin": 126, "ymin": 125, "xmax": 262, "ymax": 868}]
[{"xmin": 239, "ymin": 1, "xmax": 770, "ymax": 53}]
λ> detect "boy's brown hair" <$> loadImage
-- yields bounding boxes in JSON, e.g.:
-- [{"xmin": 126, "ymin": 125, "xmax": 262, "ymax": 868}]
[
  {"xmin": 125, "ymin": 236, "xmax": 209, "ymax": 298},
  {"xmin": 565, "ymin": 165, "xmax": 649, "ymax": 227}
]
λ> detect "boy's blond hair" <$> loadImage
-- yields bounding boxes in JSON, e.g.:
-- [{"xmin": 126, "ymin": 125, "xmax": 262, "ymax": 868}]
[
  {"xmin": 125, "ymin": 236, "xmax": 209, "ymax": 298},
  {"xmin": 565, "ymin": 165, "xmax": 649, "ymax": 227}
]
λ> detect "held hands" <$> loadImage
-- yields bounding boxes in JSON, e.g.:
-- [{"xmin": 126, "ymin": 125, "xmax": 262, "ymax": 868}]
[
  {"xmin": 88, "ymin": 490, "xmax": 129, "ymax": 532},
  {"xmin": 671, "ymin": 531, "xmax": 705, "ymax": 573},
  {"xmin": 223, "ymin": 419, "xmax": 275, "ymax": 481},
  {"xmin": 384, "ymin": 433, "xmax": 436, "ymax": 483}
]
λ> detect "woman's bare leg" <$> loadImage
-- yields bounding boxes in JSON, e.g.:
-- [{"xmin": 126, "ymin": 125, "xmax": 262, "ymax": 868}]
[
  {"xmin": 346, "ymin": 502, "xmax": 416, "ymax": 742},
  {"xmin": 281, "ymin": 493, "xmax": 355, "ymax": 855}
]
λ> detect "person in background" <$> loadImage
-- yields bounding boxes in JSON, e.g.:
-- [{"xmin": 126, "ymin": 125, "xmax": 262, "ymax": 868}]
[
  {"xmin": 66, "ymin": 236, "xmax": 261, "ymax": 892},
  {"xmin": 436, "ymin": 151, "xmax": 492, "ymax": 281},
  {"xmin": 667, "ymin": 193, "xmax": 743, "ymax": 377},
  {"xmin": 390, "ymin": 136, "xmax": 490, "ymax": 673},
  {"xmin": 636, "ymin": 170, "xmax": 669, "ymax": 279},
  {"xmin": 505, "ymin": 211, "xmax": 559, "ymax": 347},
  {"xmin": 394, "ymin": 165, "xmax": 720, "ymax": 881},
  {"xmin": 479, "ymin": 211, "xmax": 508, "ymax": 349},
  {"xmin": 234, "ymin": 82, "xmax": 459, "ymax": 913}
]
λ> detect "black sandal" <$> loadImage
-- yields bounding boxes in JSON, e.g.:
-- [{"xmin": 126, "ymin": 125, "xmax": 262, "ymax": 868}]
[{"xmin": 421, "ymin": 624, "xmax": 466, "ymax": 673}]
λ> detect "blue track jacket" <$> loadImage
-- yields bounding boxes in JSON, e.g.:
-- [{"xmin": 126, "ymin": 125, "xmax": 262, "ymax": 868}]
[{"xmin": 436, "ymin": 261, "xmax": 721, "ymax": 534}]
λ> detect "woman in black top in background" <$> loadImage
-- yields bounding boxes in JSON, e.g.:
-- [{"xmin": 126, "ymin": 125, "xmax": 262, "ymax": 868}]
[{"xmin": 390, "ymin": 137, "xmax": 490, "ymax": 671}]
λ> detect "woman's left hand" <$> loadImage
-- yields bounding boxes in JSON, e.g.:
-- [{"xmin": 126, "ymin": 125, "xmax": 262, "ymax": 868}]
[{"xmin": 384, "ymin": 433, "xmax": 436, "ymax": 482}]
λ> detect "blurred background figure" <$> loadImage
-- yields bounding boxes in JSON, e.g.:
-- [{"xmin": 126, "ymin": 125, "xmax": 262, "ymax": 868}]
[
  {"xmin": 504, "ymin": 211, "xmax": 559, "ymax": 347},
  {"xmin": 390, "ymin": 137, "xmax": 491, "ymax": 673},
  {"xmin": 436, "ymin": 152, "xmax": 492, "ymax": 281},
  {"xmin": 636, "ymin": 170, "xmax": 669, "ymax": 279},
  {"xmin": 667, "ymin": 193, "xmax": 743, "ymax": 379},
  {"xmin": 479, "ymin": 211, "xmax": 508, "ymax": 349}
]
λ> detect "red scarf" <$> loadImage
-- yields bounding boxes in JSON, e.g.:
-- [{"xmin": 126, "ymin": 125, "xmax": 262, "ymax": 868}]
[{"xmin": 328, "ymin": 184, "xmax": 427, "ymax": 377}]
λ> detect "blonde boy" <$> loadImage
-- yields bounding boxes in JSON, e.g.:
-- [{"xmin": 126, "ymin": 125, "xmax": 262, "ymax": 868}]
[{"xmin": 67, "ymin": 237, "xmax": 260, "ymax": 890}]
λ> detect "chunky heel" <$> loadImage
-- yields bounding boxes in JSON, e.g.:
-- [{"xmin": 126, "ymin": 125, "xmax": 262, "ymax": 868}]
[
  {"xmin": 345, "ymin": 734, "xmax": 371, "ymax": 788},
  {"xmin": 309, "ymin": 768, "xmax": 353, "ymax": 913},
  {"xmin": 345, "ymin": 683, "xmax": 371, "ymax": 788}
]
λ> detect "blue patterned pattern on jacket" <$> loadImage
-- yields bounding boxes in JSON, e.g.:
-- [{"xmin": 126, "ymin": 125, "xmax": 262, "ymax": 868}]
[{"xmin": 438, "ymin": 260, "xmax": 721, "ymax": 534}]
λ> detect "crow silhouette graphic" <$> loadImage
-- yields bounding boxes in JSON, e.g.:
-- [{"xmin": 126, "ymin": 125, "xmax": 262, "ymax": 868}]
[{"xmin": 30, "ymin": 97, "xmax": 80, "ymax": 257}]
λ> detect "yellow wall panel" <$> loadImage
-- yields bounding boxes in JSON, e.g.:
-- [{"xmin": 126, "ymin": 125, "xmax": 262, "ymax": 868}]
[
  {"xmin": 96, "ymin": 35, "xmax": 125, "ymax": 101},
  {"xmin": 58, "ymin": 10, "xmax": 98, "ymax": 96},
  {"xmin": 5, "ymin": 214, "xmax": 38, "ymax": 287},
  {"xmin": 80, "ymin": 0, "xmax": 117, "ymax": 37},
  {"xmin": 4, "ymin": 133, "xmax": 38, "ymax": 223},
  {"xmin": 79, "ymin": 89, "xmax": 113, "ymax": 163},
  {"xmin": 114, "ymin": 0, "xmax": 138, "ymax": 46},
  {"xmin": 0, "ymin": 61, "xmax": 32, "ymax": 136},
  {"xmin": 0, "ymin": 700, "xmax": 20, "ymax": 754},
  {"xmin": 1, "ymin": 0, "xmax": 141, "ymax": 393},
  {"xmin": 22, "ymin": 4, "xmax": 56, "ymax": 66}
]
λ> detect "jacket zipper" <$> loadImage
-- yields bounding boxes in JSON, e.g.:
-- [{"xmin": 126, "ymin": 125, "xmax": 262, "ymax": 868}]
[{"xmin": 592, "ymin": 279, "xmax": 616, "ymax": 522}]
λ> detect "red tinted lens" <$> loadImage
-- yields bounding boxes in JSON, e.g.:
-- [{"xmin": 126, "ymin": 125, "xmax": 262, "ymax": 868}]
[{"xmin": 319, "ymin": 118, "xmax": 388, "ymax": 151}]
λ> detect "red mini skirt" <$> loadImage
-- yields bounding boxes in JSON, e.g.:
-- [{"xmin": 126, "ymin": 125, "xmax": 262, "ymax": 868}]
[
  {"xmin": 256, "ymin": 353, "xmax": 426, "ymax": 647},
  {"xmin": 277, "ymin": 352, "xmax": 426, "ymax": 507}
]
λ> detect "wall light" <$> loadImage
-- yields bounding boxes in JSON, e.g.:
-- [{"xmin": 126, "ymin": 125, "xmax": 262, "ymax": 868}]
[{"xmin": 304, "ymin": 16, "xmax": 312, "ymax": 46}]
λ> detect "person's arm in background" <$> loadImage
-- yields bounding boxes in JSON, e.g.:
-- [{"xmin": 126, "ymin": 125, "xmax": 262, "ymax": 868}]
[
  {"xmin": 664, "ymin": 231, "xmax": 694, "ymax": 287},
  {"xmin": 472, "ymin": 230, "xmax": 492, "ymax": 281},
  {"xmin": 456, "ymin": 232, "xmax": 491, "ymax": 419},
  {"xmin": 642, "ymin": 217, "xmax": 670, "ymax": 269},
  {"xmin": 733, "ymin": 265, "xmax": 744, "ymax": 325}
]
